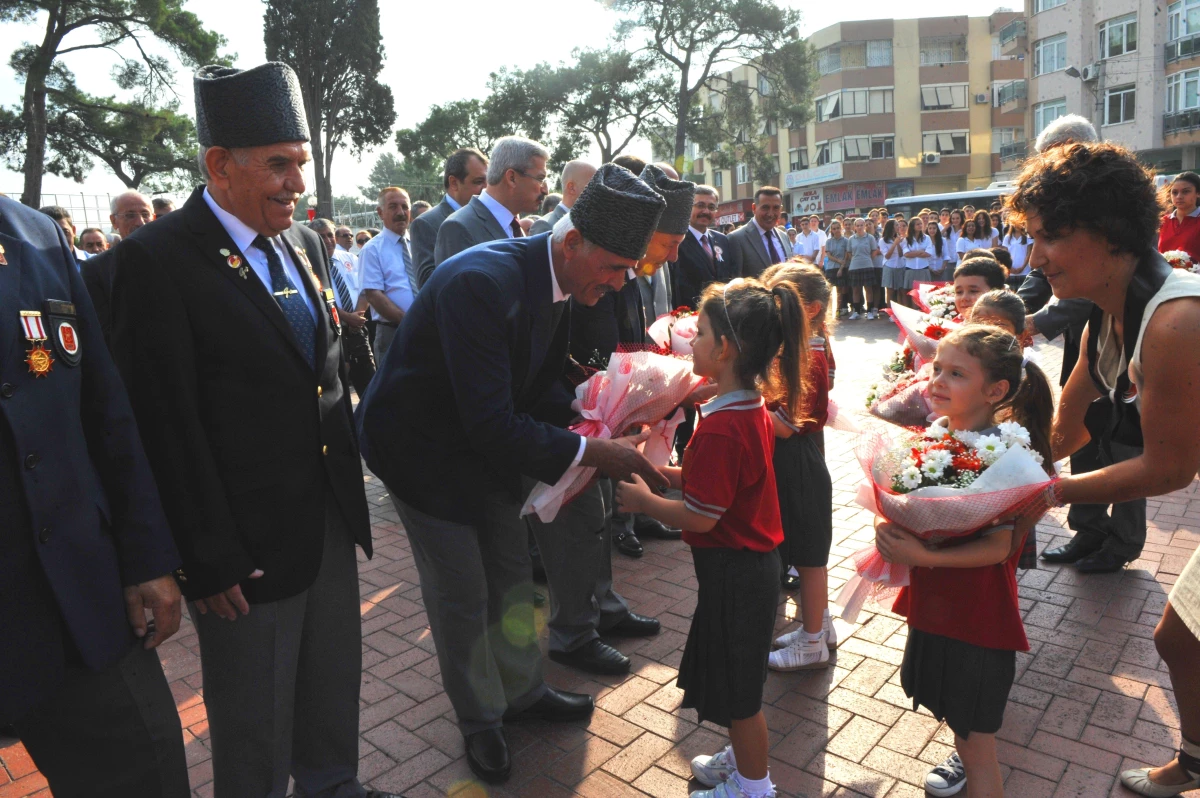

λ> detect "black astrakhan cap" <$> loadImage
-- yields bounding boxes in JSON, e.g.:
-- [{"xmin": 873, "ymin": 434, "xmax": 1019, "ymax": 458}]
[
  {"xmin": 638, "ymin": 164, "xmax": 695, "ymax": 235},
  {"xmin": 569, "ymin": 164, "xmax": 665, "ymax": 260},
  {"xmin": 194, "ymin": 62, "xmax": 310, "ymax": 149}
]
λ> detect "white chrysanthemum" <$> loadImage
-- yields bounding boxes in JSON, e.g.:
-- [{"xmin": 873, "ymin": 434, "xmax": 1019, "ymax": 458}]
[
  {"xmin": 900, "ymin": 466, "xmax": 923, "ymax": 490},
  {"xmin": 1031, "ymin": 450, "xmax": 1045, "ymax": 465},
  {"xmin": 924, "ymin": 449, "xmax": 953, "ymax": 471},
  {"xmin": 996, "ymin": 421, "xmax": 1031, "ymax": 448},
  {"xmin": 920, "ymin": 460, "xmax": 945, "ymax": 480},
  {"xmin": 974, "ymin": 434, "xmax": 1007, "ymax": 465},
  {"xmin": 902, "ymin": 457, "xmax": 919, "ymax": 471},
  {"xmin": 952, "ymin": 428, "xmax": 979, "ymax": 446}
]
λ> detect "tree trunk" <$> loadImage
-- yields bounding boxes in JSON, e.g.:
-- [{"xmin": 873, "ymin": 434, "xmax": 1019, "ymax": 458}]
[
  {"xmin": 314, "ymin": 131, "xmax": 334, "ymax": 220},
  {"xmin": 673, "ymin": 68, "xmax": 691, "ymax": 176},
  {"xmin": 19, "ymin": 15, "xmax": 62, "ymax": 208}
]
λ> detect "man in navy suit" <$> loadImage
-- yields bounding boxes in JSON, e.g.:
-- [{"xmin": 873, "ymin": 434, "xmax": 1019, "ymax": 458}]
[
  {"xmin": 358, "ymin": 164, "xmax": 669, "ymax": 785},
  {"xmin": 671, "ymin": 184, "xmax": 742, "ymax": 310},
  {"xmin": 0, "ymin": 195, "xmax": 188, "ymax": 797}
]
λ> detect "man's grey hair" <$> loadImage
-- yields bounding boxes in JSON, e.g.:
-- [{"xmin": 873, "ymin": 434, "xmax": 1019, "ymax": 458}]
[
  {"xmin": 487, "ymin": 136, "xmax": 550, "ymax": 185},
  {"xmin": 110, "ymin": 190, "xmax": 150, "ymax": 215},
  {"xmin": 309, "ymin": 217, "xmax": 336, "ymax": 233},
  {"xmin": 694, "ymin": 184, "xmax": 719, "ymax": 201},
  {"xmin": 197, "ymin": 145, "xmax": 251, "ymax": 182},
  {"xmin": 1034, "ymin": 114, "xmax": 1099, "ymax": 154}
]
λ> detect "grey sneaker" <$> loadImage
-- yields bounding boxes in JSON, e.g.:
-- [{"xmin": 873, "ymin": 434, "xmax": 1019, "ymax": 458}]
[
  {"xmin": 925, "ymin": 752, "xmax": 967, "ymax": 797},
  {"xmin": 691, "ymin": 745, "xmax": 735, "ymax": 787}
]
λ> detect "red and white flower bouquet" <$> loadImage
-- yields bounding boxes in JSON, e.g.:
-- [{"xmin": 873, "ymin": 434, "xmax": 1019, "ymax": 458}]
[
  {"xmin": 909, "ymin": 282, "xmax": 959, "ymax": 321},
  {"xmin": 887, "ymin": 301, "xmax": 959, "ymax": 363},
  {"xmin": 647, "ymin": 307, "xmax": 700, "ymax": 356},
  {"xmin": 521, "ymin": 350, "xmax": 705, "ymax": 522},
  {"xmin": 865, "ymin": 363, "xmax": 935, "ymax": 428},
  {"xmin": 836, "ymin": 418, "xmax": 1054, "ymax": 622},
  {"xmin": 1163, "ymin": 250, "xmax": 1200, "ymax": 273}
]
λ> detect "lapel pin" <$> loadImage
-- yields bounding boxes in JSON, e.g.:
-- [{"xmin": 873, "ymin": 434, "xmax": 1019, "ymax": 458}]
[
  {"xmin": 0, "ymin": 243, "xmax": 6, "ymax": 266},
  {"xmin": 219, "ymin": 248, "xmax": 231, "ymax": 257},
  {"xmin": 227, "ymin": 254, "xmax": 242, "ymax": 269},
  {"xmin": 238, "ymin": 265, "xmax": 249, "ymax": 280}
]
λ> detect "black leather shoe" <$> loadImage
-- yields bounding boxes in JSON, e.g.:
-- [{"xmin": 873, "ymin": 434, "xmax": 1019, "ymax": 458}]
[
  {"xmin": 504, "ymin": 688, "xmax": 594, "ymax": 723},
  {"xmin": 1041, "ymin": 538, "xmax": 1101, "ymax": 564},
  {"xmin": 606, "ymin": 612, "xmax": 661, "ymax": 637},
  {"xmin": 464, "ymin": 728, "xmax": 510, "ymax": 784},
  {"xmin": 550, "ymin": 638, "xmax": 631, "ymax": 675},
  {"xmin": 1076, "ymin": 549, "xmax": 1130, "ymax": 573},
  {"xmin": 635, "ymin": 517, "xmax": 682, "ymax": 540},
  {"xmin": 781, "ymin": 573, "xmax": 802, "ymax": 591},
  {"xmin": 614, "ymin": 530, "xmax": 644, "ymax": 558}
]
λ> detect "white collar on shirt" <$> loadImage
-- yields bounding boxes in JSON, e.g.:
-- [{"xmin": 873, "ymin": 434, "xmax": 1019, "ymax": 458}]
[
  {"xmin": 689, "ymin": 225, "xmax": 711, "ymax": 244},
  {"xmin": 545, "ymin": 237, "xmax": 569, "ymax": 302},
  {"xmin": 203, "ymin": 186, "xmax": 265, "ymax": 255},
  {"xmin": 698, "ymin": 389, "xmax": 765, "ymax": 417},
  {"xmin": 445, "ymin": 193, "xmax": 462, "ymax": 211},
  {"xmin": 1188, "ymin": 206, "xmax": 1200, "ymax": 218},
  {"xmin": 479, "ymin": 189, "xmax": 517, "ymax": 235},
  {"xmin": 751, "ymin": 218, "xmax": 774, "ymax": 238}
]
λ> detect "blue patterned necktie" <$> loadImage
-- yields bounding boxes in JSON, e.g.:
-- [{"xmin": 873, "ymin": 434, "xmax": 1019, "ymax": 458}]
[{"xmin": 252, "ymin": 235, "xmax": 315, "ymax": 369}]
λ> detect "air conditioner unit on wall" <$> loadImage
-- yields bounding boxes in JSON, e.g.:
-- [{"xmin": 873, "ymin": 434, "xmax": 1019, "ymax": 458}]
[
  {"xmin": 975, "ymin": 92, "xmax": 989, "ymax": 104},
  {"xmin": 923, "ymin": 152, "xmax": 942, "ymax": 165},
  {"xmin": 1080, "ymin": 63, "xmax": 1100, "ymax": 81}
]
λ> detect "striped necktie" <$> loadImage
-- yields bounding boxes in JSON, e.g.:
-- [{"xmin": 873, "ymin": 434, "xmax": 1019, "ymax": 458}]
[{"xmin": 329, "ymin": 259, "xmax": 353, "ymax": 312}]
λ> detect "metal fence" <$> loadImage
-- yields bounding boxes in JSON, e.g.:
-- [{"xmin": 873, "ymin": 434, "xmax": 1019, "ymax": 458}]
[{"xmin": 8, "ymin": 191, "xmax": 190, "ymax": 232}]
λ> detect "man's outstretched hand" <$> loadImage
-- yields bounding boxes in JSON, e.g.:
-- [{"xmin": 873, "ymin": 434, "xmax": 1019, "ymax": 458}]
[{"xmin": 580, "ymin": 430, "xmax": 670, "ymax": 491}]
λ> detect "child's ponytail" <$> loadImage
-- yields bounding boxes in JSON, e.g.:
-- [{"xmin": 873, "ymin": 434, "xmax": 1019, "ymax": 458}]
[
  {"xmin": 772, "ymin": 280, "xmax": 808, "ymax": 423},
  {"xmin": 1006, "ymin": 358, "xmax": 1055, "ymax": 470}
]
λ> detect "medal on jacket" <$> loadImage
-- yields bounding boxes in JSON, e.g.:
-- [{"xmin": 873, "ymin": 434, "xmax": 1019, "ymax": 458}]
[
  {"xmin": 323, "ymin": 288, "xmax": 341, "ymax": 336},
  {"xmin": 19, "ymin": 310, "xmax": 54, "ymax": 377},
  {"xmin": 0, "ymin": 243, "xmax": 7, "ymax": 266}
]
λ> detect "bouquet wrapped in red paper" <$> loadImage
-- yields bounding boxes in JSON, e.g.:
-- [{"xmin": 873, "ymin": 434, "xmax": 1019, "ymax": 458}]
[
  {"xmin": 864, "ymin": 363, "xmax": 935, "ymax": 428},
  {"xmin": 836, "ymin": 418, "xmax": 1054, "ymax": 622},
  {"xmin": 647, "ymin": 307, "xmax": 699, "ymax": 355},
  {"xmin": 521, "ymin": 350, "xmax": 705, "ymax": 522},
  {"xmin": 887, "ymin": 301, "xmax": 960, "ymax": 363},
  {"xmin": 909, "ymin": 282, "xmax": 960, "ymax": 320}
]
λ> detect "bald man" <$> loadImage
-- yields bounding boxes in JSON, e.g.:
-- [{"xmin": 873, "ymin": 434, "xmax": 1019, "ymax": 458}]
[
  {"xmin": 81, "ymin": 191, "xmax": 155, "ymax": 346},
  {"xmin": 529, "ymin": 160, "xmax": 596, "ymax": 235}
]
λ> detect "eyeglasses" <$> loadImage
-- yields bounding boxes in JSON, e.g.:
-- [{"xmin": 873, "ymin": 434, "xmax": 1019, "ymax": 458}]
[
  {"xmin": 515, "ymin": 169, "xmax": 548, "ymax": 184},
  {"xmin": 693, "ymin": 202, "xmax": 719, "ymax": 211},
  {"xmin": 116, "ymin": 211, "xmax": 153, "ymax": 223}
]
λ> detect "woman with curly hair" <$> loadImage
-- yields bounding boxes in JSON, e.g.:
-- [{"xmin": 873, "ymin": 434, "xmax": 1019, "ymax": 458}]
[{"xmin": 1009, "ymin": 141, "xmax": 1200, "ymax": 798}]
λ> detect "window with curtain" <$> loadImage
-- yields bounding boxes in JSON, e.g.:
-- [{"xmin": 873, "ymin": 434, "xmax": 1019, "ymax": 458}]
[
  {"xmin": 1104, "ymin": 85, "xmax": 1136, "ymax": 124},
  {"xmin": 1033, "ymin": 34, "xmax": 1068, "ymax": 75},
  {"xmin": 922, "ymin": 131, "xmax": 969, "ymax": 155},
  {"xmin": 920, "ymin": 84, "xmax": 968, "ymax": 110},
  {"xmin": 1099, "ymin": 14, "xmax": 1138, "ymax": 58}
]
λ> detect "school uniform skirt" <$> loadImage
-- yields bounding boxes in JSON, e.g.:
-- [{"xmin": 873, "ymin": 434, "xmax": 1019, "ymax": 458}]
[
  {"xmin": 774, "ymin": 433, "xmax": 833, "ymax": 568},
  {"xmin": 900, "ymin": 629, "xmax": 1015, "ymax": 739},
  {"xmin": 678, "ymin": 546, "xmax": 781, "ymax": 728},
  {"xmin": 901, "ymin": 268, "xmax": 933, "ymax": 290},
  {"xmin": 847, "ymin": 266, "xmax": 879, "ymax": 288},
  {"xmin": 881, "ymin": 266, "xmax": 908, "ymax": 289},
  {"xmin": 824, "ymin": 267, "xmax": 846, "ymax": 289}
]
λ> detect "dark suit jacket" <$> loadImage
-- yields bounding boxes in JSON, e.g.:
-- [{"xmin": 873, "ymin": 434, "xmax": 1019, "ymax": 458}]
[
  {"xmin": 411, "ymin": 196, "xmax": 456, "ymax": 289},
  {"xmin": 80, "ymin": 247, "xmax": 117, "ymax": 347},
  {"xmin": 1018, "ymin": 269, "xmax": 1092, "ymax": 387},
  {"xmin": 671, "ymin": 229, "xmax": 741, "ymax": 310},
  {"xmin": 0, "ymin": 196, "xmax": 179, "ymax": 724},
  {"xmin": 110, "ymin": 186, "xmax": 371, "ymax": 604},
  {"xmin": 569, "ymin": 276, "xmax": 649, "ymax": 367},
  {"xmin": 729, "ymin": 221, "xmax": 791, "ymax": 278},
  {"xmin": 357, "ymin": 233, "xmax": 580, "ymax": 525},
  {"xmin": 433, "ymin": 195, "xmax": 508, "ymax": 267},
  {"xmin": 529, "ymin": 203, "xmax": 567, "ymax": 236}
]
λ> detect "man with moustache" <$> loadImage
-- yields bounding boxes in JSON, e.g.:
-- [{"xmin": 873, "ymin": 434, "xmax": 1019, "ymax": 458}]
[
  {"xmin": 81, "ymin": 190, "xmax": 156, "ymax": 346},
  {"xmin": 670, "ymin": 184, "xmax": 741, "ymax": 311},
  {"xmin": 108, "ymin": 62, "xmax": 397, "ymax": 798},
  {"xmin": 357, "ymin": 165, "xmax": 669, "ymax": 784},
  {"xmin": 412, "ymin": 148, "xmax": 488, "ymax": 288},
  {"xmin": 358, "ymin": 186, "xmax": 416, "ymax": 364},
  {"xmin": 433, "ymin": 136, "xmax": 548, "ymax": 267},
  {"xmin": 728, "ymin": 186, "xmax": 791, "ymax": 278}
]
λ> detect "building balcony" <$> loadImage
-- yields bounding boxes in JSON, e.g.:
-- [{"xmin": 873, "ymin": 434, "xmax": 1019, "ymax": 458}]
[
  {"xmin": 1166, "ymin": 32, "xmax": 1200, "ymax": 65},
  {"xmin": 1000, "ymin": 141, "xmax": 1027, "ymax": 162},
  {"xmin": 1165, "ymin": 109, "xmax": 1200, "ymax": 137},
  {"xmin": 999, "ymin": 19, "xmax": 1026, "ymax": 56},
  {"xmin": 997, "ymin": 80, "xmax": 1027, "ymax": 114}
]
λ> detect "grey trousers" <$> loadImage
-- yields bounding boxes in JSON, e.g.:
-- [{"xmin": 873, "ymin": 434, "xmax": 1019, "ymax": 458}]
[
  {"xmin": 189, "ymin": 500, "xmax": 365, "ymax": 798},
  {"xmin": 15, "ymin": 643, "xmax": 189, "ymax": 798},
  {"xmin": 372, "ymin": 321, "xmax": 398, "ymax": 366},
  {"xmin": 1068, "ymin": 439, "xmax": 1148, "ymax": 561},
  {"xmin": 391, "ymin": 492, "xmax": 546, "ymax": 736},
  {"xmin": 527, "ymin": 480, "xmax": 630, "ymax": 653}
]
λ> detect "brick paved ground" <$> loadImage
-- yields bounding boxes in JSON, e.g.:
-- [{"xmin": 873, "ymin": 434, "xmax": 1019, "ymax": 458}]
[{"xmin": 2, "ymin": 318, "xmax": 1197, "ymax": 797}]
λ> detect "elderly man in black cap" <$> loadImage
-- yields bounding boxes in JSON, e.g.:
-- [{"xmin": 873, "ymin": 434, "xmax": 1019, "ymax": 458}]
[
  {"xmin": 357, "ymin": 164, "xmax": 670, "ymax": 785},
  {"xmin": 108, "ymin": 63, "xmax": 399, "ymax": 798}
]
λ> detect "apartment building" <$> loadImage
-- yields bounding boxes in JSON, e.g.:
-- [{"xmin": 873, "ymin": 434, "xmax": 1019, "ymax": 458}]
[
  {"xmin": 681, "ymin": 12, "xmax": 1024, "ymax": 221},
  {"xmin": 1016, "ymin": 0, "xmax": 1200, "ymax": 174}
]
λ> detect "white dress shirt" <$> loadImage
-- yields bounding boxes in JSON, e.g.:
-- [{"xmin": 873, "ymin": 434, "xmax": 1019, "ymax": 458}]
[
  {"xmin": 202, "ymin": 187, "xmax": 318, "ymax": 323},
  {"xmin": 543, "ymin": 236, "xmax": 585, "ymax": 465},
  {"xmin": 479, "ymin": 190, "xmax": 520, "ymax": 237},
  {"xmin": 444, "ymin": 193, "xmax": 462, "ymax": 212},
  {"xmin": 358, "ymin": 229, "xmax": 415, "ymax": 320},
  {"xmin": 751, "ymin": 219, "xmax": 786, "ymax": 263}
]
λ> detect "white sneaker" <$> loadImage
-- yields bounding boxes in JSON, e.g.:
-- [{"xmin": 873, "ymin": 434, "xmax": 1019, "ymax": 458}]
[
  {"xmin": 690, "ymin": 773, "xmax": 776, "ymax": 798},
  {"xmin": 768, "ymin": 636, "xmax": 830, "ymax": 671},
  {"xmin": 691, "ymin": 745, "xmax": 735, "ymax": 787},
  {"xmin": 773, "ymin": 611, "xmax": 838, "ymax": 650},
  {"xmin": 848, "ymin": 311, "xmax": 860, "ymax": 320},
  {"xmin": 866, "ymin": 310, "xmax": 877, "ymax": 320},
  {"xmin": 925, "ymin": 753, "xmax": 967, "ymax": 797}
]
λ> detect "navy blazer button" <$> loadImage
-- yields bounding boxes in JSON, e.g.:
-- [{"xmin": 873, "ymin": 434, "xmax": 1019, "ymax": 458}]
[
  {"xmin": 24, "ymin": 453, "xmax": 39, "ymax": 469},
  {"xmin": 0, "ymin": 383, "xmax": 13, "ymax": 398},
  {"xmin": 317, "ymin": 385, "xmax": 323, "ymax": 397},
  {"xmin": 38, "ymin": 528, "xmax": 51, "ymax": 544},
  {"xmin": 322, "ymin": 445, "xmax": 328, "ymax": 456}
]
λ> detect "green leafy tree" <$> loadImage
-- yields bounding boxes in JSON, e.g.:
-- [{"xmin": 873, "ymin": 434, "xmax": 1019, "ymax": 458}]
[
  {"xmin": 0, "ymin": 0, "xmax": 226, "ymax": 206},
  {"xmin": 609, "ymin": 0, "xmax": 814, "ymax": 171},
  {"xmin": 358, "ymin": 152, "xmax": 442, "ymax": 205},
  {"xmin": 264, "ymin": 0, "xmax": 397, "ymax": 219},
  {"xmin": 394, "ymin": 99, "xmax": 516, "ymax": 176}
]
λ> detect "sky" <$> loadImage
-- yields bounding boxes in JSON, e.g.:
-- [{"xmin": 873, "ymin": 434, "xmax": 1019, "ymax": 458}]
[{"xmin": 0, "ymin": 0, "xmax": 1010, "ymax": 204}]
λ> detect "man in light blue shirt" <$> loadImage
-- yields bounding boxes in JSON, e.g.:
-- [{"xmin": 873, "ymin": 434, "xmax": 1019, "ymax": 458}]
[{"xmin": 359, "ymin": 186, "xmax": 415, "ymax": 364}]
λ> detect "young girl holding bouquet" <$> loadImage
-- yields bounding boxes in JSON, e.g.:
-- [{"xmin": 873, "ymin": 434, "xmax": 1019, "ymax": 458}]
[
  {"xmin": 758, "ymin": 264, "xmax": 837, "ymax": 671},
  {"xmin": 617, "ymin": 278, "xmax": 808, "ymax": 798},
  {"xmin": 873, "ymin": 325, "xmax": 1054, "ymax": 798}
]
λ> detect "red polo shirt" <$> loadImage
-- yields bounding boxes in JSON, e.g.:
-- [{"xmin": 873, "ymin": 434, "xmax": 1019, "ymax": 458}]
[{"xmin": 681, "ymin": 391, "xmax": 784, "ymax": 552}]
